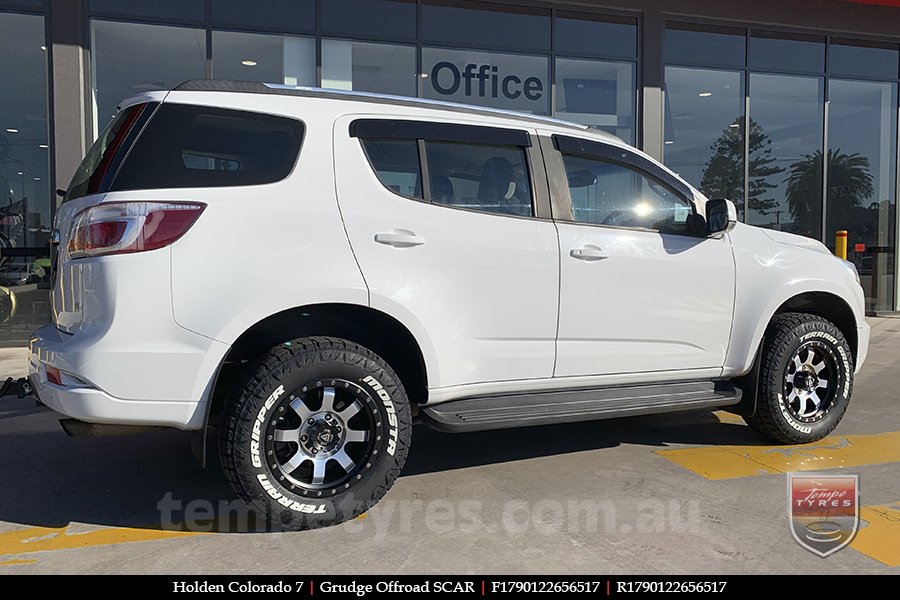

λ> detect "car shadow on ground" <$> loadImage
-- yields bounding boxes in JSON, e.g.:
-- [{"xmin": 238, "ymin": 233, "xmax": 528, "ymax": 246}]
[
  {"xmin": 0, "ymin": 397, "xmax": 764, "ymax": 533},
  {"xmin": 404, "ymin": 410, "xmax": 761, "ymax": 476}
]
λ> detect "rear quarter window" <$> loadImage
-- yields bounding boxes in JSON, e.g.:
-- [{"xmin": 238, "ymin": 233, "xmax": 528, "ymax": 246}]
[
  {"xmin": 65, "ymin": 102, "xmax": 155, "ymax": 202},
  {"xmin": 360, "ymin": 139, "xmax": 423, "ymax": 199},
  {"xmin": 110, "ymin": 104, "xmax": 304, "ymax": 190}
]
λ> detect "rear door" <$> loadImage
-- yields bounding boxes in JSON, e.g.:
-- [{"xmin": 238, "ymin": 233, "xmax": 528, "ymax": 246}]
[{"xmin": 334, "ymin": 116, "xmax": 559, "ymax": 390}]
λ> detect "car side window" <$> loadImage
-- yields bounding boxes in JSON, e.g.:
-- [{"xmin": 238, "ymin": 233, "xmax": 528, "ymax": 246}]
[
  {"xmin": 352, "ymin": 119, "xmax": 536, "ymax": 218},
  {"xmin": 424, "ymin": 142, "xmax": 533, "ymax": 217},
  {"xmin": 110, "ymin": 104, "xmax": 304, "ymax": 191},
  {"xmin": 360, "ymin": 139, "xmax": 423, "ymax": 199},
  {"xmin": 562, "ymin": 154, "xmax": 693, "ymax": 234}
]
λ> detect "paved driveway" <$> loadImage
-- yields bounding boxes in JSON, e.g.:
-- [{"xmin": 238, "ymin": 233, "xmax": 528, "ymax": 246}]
[{"xmin": 0, "ymin": 319, "xmax": 898, "ymax": 573}]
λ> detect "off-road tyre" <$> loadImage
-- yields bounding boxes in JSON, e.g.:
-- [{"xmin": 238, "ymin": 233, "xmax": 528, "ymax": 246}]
[
  {"xmin": 219, "ymin": 336, "xmax": 412, "ymax": 530},
  {"xmin": 743, "ymin": 313, "xmax": 853, "ymax": 444}
]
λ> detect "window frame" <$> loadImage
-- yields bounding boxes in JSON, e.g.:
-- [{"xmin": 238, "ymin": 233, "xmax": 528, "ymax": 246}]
[
  {"xmin": 358, "ymin": 137, "xmax": 426, "ymax": 203},
  {"xmin": 550, "ymin": 134, "xmax": 701, "ymax": 237},
  {"xmin": 350, "ymin": 119, "xmax": 532, "ymax": 146},
  {"xmin": 351, "ymin": 119, "xmax": 551, "ymax": 220}
]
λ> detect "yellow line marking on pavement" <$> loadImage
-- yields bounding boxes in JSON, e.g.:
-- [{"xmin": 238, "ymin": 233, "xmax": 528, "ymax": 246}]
[
  {"xmin": 654, "ymin": 431, "xmax": 900, "ymax": 480},
  {"xmin": 852, "ymin": 505, "xmax": 900, "ymax": 567},
  {"xmin": 0, "ymin": 558, "xmax": 38, "ymax": 566},
  {"xmin": 713, "ymin": 411, "xmax": 745, "ymax": 424},
  {"xmin": 0, "ymin": 525, "xmax": 201, "ymax": 557}
]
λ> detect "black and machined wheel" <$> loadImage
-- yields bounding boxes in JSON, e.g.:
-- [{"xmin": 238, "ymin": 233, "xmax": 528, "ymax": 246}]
[
  {"xmin": 219, "ymin": 336, "xmax": 412, "ymax": 530},
  {"xmin": 744, "ymin": 313, "xmax": 854, "ymax": 444}
]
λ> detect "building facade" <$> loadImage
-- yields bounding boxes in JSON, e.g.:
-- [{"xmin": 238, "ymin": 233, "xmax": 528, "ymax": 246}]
[{"xmin": 0, "ymin": 0, "xmax": 898, "ymax": 344}]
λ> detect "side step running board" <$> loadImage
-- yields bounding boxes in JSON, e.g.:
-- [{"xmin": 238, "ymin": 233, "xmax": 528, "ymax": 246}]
[{"xmin": 421, "ymin": 380, "xmax": 741, "ymax": 433}]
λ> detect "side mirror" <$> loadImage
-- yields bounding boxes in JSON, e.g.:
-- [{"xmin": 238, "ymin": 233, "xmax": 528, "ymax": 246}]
[{"xmin": 705, "ymin": 198, "xmax": 737, "ymax": 236}]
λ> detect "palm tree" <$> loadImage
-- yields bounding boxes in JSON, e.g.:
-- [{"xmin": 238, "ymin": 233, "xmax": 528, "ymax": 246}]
[{"xmin": 785, "ymin": 149, "xmax": 873, "ymax": 237}]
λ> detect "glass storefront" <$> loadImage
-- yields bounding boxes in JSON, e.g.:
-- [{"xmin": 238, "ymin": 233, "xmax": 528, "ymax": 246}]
[
  {"xmin": 213, "ymin": 31, "xmax": 315, "ymax": 86},
  {"xmin": 90, "ymin": 20, "xmax": 206, "ymax": 137},
  {"xmin": 0, "ymin": 10, "xmax": 50, "ymax": 344},
  {"xmin": 746, "ymin": 73, "xmax": 824, "ymax": 239},
  {"xmin": 323, "ymin": 40, "xmax": 417, "ymax": 96},
  {"xmin": 663, "ymin": 66, "xmax": 745, "ymax": 212},
  {"xmin": 664, "ymin": 23, "xmax": 900, "ymax": 312},
  {"xmin": 827, "ymin": 79, "xmax": 898, "ymax": 310},
  {"xmin": 555, "ymin": 58, "xmax": 636, "ymax": 144},
  {"xmin": 421, "ymin": 1, "xmax": 551, "ymax": 53},
  {"xmin": 86, "ymin": 2, "xmax": 639, "ymax": 144},
  {"xmin": 422, "ymin": 47, "xmax": 550, "ymax": 114},
  {"xmin": 2, "ymin": 1, "xmax": 900, "ymax": 345}
]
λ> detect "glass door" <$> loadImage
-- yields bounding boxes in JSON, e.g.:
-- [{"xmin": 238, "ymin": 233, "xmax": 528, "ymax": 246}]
[{"xmin": 827, "ymin": 80, "xmax": 898, "ymax": 311}]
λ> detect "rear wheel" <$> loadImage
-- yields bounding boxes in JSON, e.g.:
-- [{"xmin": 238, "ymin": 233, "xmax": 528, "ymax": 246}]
[
  {"xmin": 219, "ymin": 336, "xmax": 411, "ymax": 530},
  {"xmin": 744, "ymin": 313, "xmax": 853, "ymax": 444}
]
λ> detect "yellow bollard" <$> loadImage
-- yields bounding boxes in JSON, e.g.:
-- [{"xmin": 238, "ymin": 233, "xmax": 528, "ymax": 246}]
[{"xmin": 835, "ymin": 230, "xmax": 848, "ymax": 260}]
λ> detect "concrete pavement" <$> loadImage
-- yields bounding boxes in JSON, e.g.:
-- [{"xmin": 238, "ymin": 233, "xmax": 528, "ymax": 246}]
[{"xmin": 0, "ymin": 319, "xmax": 898, "ymax": 574}]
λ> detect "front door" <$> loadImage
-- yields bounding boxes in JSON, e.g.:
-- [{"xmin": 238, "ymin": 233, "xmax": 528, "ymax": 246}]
[{"xmin": 548, "ymin": 136, "xmax": 736, "ymax": 378}]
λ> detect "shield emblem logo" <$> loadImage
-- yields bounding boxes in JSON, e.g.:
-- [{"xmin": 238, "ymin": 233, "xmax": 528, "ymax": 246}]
[{"xmin": 788, "ymin": 473, "xmax": 859, "ymax": 557}]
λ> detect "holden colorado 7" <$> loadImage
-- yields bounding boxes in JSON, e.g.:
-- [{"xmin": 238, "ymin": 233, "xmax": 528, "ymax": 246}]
[{"xmin": 28, "ymin": 81, "xmax": 869, "ymax": 529}]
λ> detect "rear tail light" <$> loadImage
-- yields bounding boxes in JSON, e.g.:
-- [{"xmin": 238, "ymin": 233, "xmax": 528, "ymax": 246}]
[
  {"xmin": 46, "ymin": 366, "xmax": 62, "ymax": 386},
  {"xmin": 44, "ymin": 365, "xmax": 92, "ymax": 388},
  {"xmin": 67, "ymin": 202, "xmax": 205, "ymax": 259}
]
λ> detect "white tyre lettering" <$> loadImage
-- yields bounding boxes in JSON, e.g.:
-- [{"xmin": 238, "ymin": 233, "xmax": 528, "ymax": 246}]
[
  {"xmin": 257, "ymin": 462, "xmax": 327, "ymax": 514},
  {"xmin": 251, "ymin": 441, "xmax": 261, "ymax": 468},
  {"xmin": 249, "ymin": 385, "xmax": 286, "ymax": 471},
  {"xmin": 362, "ymin": 375, "xmax": 401, "ymax": 457}
]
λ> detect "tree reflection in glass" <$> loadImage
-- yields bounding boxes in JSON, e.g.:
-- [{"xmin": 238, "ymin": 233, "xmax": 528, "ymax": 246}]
[
  {"xmin": 786, "ymin": 150, "xmax": 873, "ymax": 240},
  {"xmin": 700, "ymin": 116, "xmax": 783, "ymax": 222}
]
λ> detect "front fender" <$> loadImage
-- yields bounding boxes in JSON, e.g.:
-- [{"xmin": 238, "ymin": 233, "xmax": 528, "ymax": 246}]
[{"xmin": 724, "ymin": 225, "xmax": 865, "ymax": 375}]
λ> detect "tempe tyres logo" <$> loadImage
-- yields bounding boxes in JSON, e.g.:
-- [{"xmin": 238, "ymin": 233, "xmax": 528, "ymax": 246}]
[{"xmin": 788, "ymin": 473, "xmax": 859, "ymax": 557}]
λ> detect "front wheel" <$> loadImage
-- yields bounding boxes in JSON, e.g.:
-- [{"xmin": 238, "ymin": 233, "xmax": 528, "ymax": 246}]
[
  {"xmin": 744, "ymin": 313, "xmax": 853, "ymax": 444},
  {"xmin": 219, "ymin": 336, "xmax": 412, "ymax": 530}
]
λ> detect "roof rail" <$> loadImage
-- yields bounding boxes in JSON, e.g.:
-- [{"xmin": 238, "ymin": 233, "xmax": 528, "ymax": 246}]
[{"xmin": 173, "ymin": 79, "xmax": 592, "ymax": 132}]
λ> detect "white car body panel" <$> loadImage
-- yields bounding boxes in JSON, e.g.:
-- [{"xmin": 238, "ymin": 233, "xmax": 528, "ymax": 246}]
[
  {"xmin": 723, "ymin": 223, "xmax": 869, "ymax": 375},
  {"xmin": 426, "ymin": 367, "xmax": 725, "ymax": 405},
  {"xmin": 554, "ymin": 223, "xmax": 735, "ymax": 377},
  {"xmin": 34, "ymin": 239, "xmax": 228, "ymax": 428},
  {"xmin": 28, "ymin": 87, "xmax": 870, "ymax": 429},
  {"xmin": 333, "ymin": 114, "xmax": 559, "ymax": 389}
]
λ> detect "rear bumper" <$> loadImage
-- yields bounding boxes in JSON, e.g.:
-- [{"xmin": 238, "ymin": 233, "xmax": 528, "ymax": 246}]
[
  {"xmin": 28, "ymin": 367, "xmax": 200, "ymax": 429},
  {"xmin": 855, "ymin": 321, "xmax": 870, "ymax": 374},
  {"xmin": 28, "ymin": 324, "xmax": 227, "ymax": 430}
]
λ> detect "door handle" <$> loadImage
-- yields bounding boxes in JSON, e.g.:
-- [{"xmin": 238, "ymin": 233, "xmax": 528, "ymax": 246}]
[
  {"xmin": 570, "ymin": 245, "xmax": 609, "ymax": 261},
  {"xmin": 374, "ymin": 230, "xmax": 425, "ymax": 248}
]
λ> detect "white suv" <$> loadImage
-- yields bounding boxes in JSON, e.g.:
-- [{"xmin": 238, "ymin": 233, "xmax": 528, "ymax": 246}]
[{"xmin": 29, "ymin": 81, "xmax": 870, "ymax": 529}]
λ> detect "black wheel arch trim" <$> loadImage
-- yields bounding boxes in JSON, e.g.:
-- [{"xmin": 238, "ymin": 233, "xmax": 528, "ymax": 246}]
[{"xmin": 193, "ymin": 303, "xmax": 430, "ymax": 468}]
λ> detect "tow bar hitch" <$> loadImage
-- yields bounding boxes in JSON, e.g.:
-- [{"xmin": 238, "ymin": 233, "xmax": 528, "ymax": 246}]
[{"xmin": 0, "ymin": 377, "xmax": 33, "ymax": 399}]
